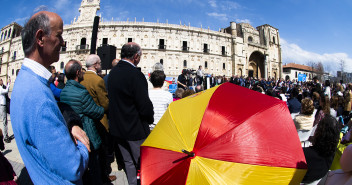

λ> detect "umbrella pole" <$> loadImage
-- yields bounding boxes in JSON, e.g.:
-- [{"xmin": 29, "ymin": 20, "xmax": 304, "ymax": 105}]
[{"xmin": 182, "ymin": 149, "xmax": 195, "ymax": 157}]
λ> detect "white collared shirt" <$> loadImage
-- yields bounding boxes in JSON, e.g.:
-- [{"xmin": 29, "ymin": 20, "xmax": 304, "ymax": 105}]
[
  {"xmin": 23, "ymin": 58, "xmax": 52, "ymax": 80},
  {"xmin": 121, "ymin": 59, "xmax": 136, "ymax": 68},
  {"xmin": 86, "ymin": 69, "xmax": 97, "ymax": 74}
]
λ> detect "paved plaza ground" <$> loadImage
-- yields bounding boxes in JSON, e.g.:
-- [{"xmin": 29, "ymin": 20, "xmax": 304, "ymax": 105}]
[{"xmin": 2, "ymin": 117, "xmax": 128, "ymax": 185}]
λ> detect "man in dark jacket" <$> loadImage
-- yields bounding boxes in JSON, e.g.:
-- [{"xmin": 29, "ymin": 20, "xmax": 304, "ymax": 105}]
[
  {"xmin": 287, "ymin": 87, "xmax": 301, "ymax": 114},
  {"xmin": 108, "ymin": 42, "xmax": 154, "ymax": 185},
  {"xmin": 60, "ymin": 59, "xmax": 104, "ymax": 185}
]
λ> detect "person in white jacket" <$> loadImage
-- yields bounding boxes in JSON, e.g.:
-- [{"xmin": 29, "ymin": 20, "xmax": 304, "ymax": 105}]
[{"xmin": 0, "ymin": 78, "xmax": 10, "ymax": 143}]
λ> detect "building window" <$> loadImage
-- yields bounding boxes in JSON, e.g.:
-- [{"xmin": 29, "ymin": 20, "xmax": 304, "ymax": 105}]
[
  {"xmin": 13, "ymin": 51, "xmax": 16, "ymax": 60},
  {"xmin": 0, "ymin": 57, "xmax": 2, "ymax": 64},
  {"xmin": 183, "ymin": 60, "xmax": 187, "ymax": 68},
  {"xmin": 248, "ymin": 36, "xmax": 253, "ymax": 43},
  {"xmin": 160, "ymin": 59, "xmax": 163, "ymax": 65},
  {"xmin": 295, "ymin": 72, "xmax": 297, "ymax": 78},
  {"xmin": 12, "ymin": 69, "xmax": 14, "ymax": 75},
  {"xmin": 4, "ymin": 31, "xmax": 7, "ymax": 40},
  {"xmin": 222, "ymin": 46, "xmax": 226, "ymax": 55},
  {"xmin": 0, "ymin": 32, "xmax": 3, "ymax": 41},
  {"xmin": 223, "ymin": 63, "xmax": 226, "ymax": 70},
  {"xmin": 61, "ymin": 41, "xmax": 67, "ymax": 52},
  {"xmin": 182, "ymin": 41, "xmax": 188, "ymax": 51},
  {"xmin": 205, "ymin": 61, "xmax": 208, "ymax": 69},
  {"xmin": 12, "ymin": 29, "xmax": 16, "ymax": 38},
  {"xmin": 273, "ymin": 36, "xmax": 276, "ymax": 44},
  {"xmin": 60, "ymin": 62, "xmax": 64, "ymax": 70},
  {"xmin": 203, "ymin": 44, "xmax": 209, "ymax": 53},
  {"xmin": 16, "ymin": 69, "xmax": 20, "ymax": 76},
  {"xmin": 128, "ymin": 38, "xmax": 133, "ymax": 42},
  {"xmin": 80, "ymin": 38, "xmax": 87, "ymax": 49},
  {"xmin": 159, "ymin": 39, "xmax": 165, "ymax": 49},
  {"xmin": 8, "ymin": 29, "xmax": 11, "ymax": 38},
  {"xmin": 102, "ymin": 38, "xmax": 108, "ymax": 45}
]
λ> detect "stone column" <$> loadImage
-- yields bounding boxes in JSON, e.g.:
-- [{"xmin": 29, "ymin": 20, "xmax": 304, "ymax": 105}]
[{"xmin": 264, "ymin": 54, "xmax": 268, "ymax": 79}]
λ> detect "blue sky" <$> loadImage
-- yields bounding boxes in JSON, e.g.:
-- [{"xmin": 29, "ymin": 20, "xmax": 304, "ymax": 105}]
[{"xmin": 1, "ymin": 0, "xmax": 351, "ymax": 74}]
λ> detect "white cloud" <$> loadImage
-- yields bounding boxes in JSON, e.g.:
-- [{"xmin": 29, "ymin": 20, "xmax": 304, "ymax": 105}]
[
  {"xmin": 281, "ymin": 38, "xmax": 352, "ymax": 75},
  {"xmin": 54, "ymin": 0, "xmax": 70, "ymax": 11},
  {"xmin": 221, "ymin": 1, "xmax": 241, "ymax": 10},
  {"xmin": 33, "ymin": 5, "xmax": 50, "ymax": 13},
  {"xmin": 14, "ymin": 16, "xmax": 29, "ymax": 24},
  {"xmin": 235, "ymin": 18, "xmax": 251, "ymax": 24},
  {"xmin": 209, "ymin": 0, "xmax": 217, "ymax": 8},
  {"xmin": 58, "ymin": 2, "xmax": 81, "ymax": 25},
  {"xmin": 207, "ymin": 12, "xmax": 228, "ymax": 21},
  {"xmin": 113, "ymin": 11, "xmax": 130, "ymax": 21}
]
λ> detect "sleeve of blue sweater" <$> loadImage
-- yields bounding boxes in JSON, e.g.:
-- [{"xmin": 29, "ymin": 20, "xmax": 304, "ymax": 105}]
[
  {"xmin": 33, "ymin": 100, "xmax": 89, "ymax": 182},
  {"xmin": 50, "ymin": 83, "xmax": 62, "ymax": 100}
]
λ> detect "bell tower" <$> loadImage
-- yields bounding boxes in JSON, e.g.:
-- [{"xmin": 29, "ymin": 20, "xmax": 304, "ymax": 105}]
[{"xmin": 76, "ymin": 0, "xmax": 100, "ymax": 23}]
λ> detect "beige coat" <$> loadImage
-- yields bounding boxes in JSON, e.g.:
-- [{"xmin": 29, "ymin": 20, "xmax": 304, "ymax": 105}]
[
  {"xmin": 81, "ymin": 71, "xmax": 109, "ymax": 131},
  {"xmin": 294, "ymin": 114, "xmax": 315, "ymax": 130}
]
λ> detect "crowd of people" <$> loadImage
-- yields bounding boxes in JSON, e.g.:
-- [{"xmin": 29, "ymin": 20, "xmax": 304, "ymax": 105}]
[
  {"xmin": 1, "ymin": 9, "xmax": 352, "ymax": 185},
  {"xmin": 173, "ymin": 70, "xmax": 352, "ymax": 184}
]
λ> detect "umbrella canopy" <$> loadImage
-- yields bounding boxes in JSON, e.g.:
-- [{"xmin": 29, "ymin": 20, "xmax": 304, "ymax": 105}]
[{"xmin": 141, "ymin": 83, "xmax": 307, "ymax": 185}]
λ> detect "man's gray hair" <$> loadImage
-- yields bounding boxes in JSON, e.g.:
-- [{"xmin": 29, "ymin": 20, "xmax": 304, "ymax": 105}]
[
  {"xmin": 152, "ymin": 63, "xmax": 164, "ymax": 72},
  {"xmin": 121, "ymin": 43, "xmax": 141, "ymax": 60},
  {"xmin": 21, "ymin": 13, "xmax": 51, "ymax": 57},
  {"xmin": 85, "ymin": 54, "xmax": 100, "ymax": 67}
]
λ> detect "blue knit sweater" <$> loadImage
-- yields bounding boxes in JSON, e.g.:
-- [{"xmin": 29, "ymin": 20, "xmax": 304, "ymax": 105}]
[{"xmin": 11, "ymin": 66, "xmax": 89, "ymax": 184}]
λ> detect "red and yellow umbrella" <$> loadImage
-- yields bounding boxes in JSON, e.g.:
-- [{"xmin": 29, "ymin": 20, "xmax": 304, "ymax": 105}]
[{"xmin": 141, "ymin": 83, "xmax": 307, "ymax": 185}]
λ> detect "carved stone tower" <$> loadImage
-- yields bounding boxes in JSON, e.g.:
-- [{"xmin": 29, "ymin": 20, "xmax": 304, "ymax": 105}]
[{"xmin": 76, "ymin": 0, "xmax": 100, "ymax": 23}]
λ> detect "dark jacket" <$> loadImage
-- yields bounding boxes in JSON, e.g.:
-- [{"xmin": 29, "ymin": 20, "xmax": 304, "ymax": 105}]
[
  {"xmin": 302, "ymin": 146, "xmax": 334, "ymax": 183},
  {"xmin": 60, "ymin": 80, "xmax": 104, "ymax": 150},
  {"xmin": 288, "ymin": 97, "xmax": 301, "ymax": 114},
  {"xmin": 108, "ymin": 60, "xmax": 154, "ymax": 140},
  {"xmin": 57, "ymin": 102, "xmax": 83, "ymax": 142}
]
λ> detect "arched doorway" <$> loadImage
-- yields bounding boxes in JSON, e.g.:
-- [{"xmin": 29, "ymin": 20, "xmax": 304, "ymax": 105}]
[
  {"xmin": 248, "ymin": 63, "xmax": 256, "ymax": 77},
  {"xmin": 238, "ymin": 68, "xmax": 242, "ymax": 77},
  {"xmin": 248, "ymin": 51, "xmax": 265, "ymax": 78},
  {"xmin": 273, "ymin": 72, "xmax": 277, "ymax": 80},
  {"xmin": 285, "ymin": 75, "xmax": 290, "ymax": 81}
]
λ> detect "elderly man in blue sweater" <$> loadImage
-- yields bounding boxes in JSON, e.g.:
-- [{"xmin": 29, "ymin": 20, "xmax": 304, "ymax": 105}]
[{"xmin": 10, "ymin": 11, "xmax": 89, "ymax": 184}]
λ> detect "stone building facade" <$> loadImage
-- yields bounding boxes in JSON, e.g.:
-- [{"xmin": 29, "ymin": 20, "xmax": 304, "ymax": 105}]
[{"xmin": 0, "ymin": 0, "xmax": 282, "ymax": 90}]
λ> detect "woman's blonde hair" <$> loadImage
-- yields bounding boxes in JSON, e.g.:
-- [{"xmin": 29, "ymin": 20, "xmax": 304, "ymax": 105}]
[{"xmin": 301, "ymin": 98, "xmax": 314, "ymax": 115}]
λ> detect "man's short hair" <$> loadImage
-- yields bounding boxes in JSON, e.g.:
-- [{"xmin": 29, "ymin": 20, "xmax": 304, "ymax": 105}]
[
  {"xmin": 65, "ymin": 59, "xmax": 81, "ymax": 80},
  {"xmin": 120, "ymin": 43, "xmax": 141, "ymax": 60},
  {"xmin": 85, "ymin": 54, "xmax": 100, "ymax": 67},
  {"xmin": 195, "ymin": 85, "xmax": 203, "ymax": 93},
  {"xmin": 152, "ymin": 63, "xmax": 164, "ymax": 71},
  {"xmin": 21, "ymin": 13, "xmax": 51, "ymax": 57},
  {"xmin": 150, "ymin": 70, "xmax": 165, "ymax": 88},
  {"xmin": 175, "ymin": 88, "xmax": 184, "ymax": 99},
  {"xmin": 291, "ymin": 87, "xmax": 299, "ymax": 98}
]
